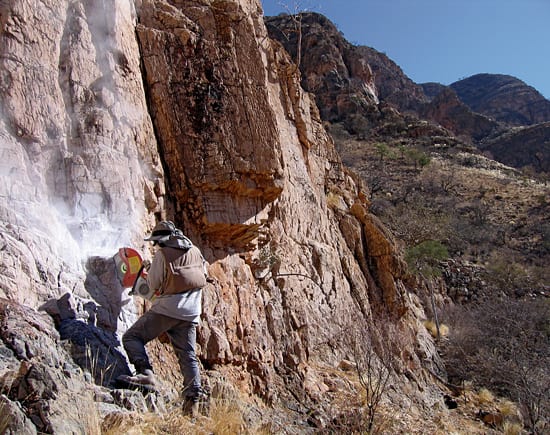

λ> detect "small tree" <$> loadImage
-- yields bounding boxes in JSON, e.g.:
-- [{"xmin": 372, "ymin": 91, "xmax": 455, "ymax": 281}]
[
  {"xmin": 405, "ymin": 148, "xmax": 431, "ymax": 170},
  {"xmin": 337, "ymin": 320, "xmax": 410, "ymax": 434},
  {"xmin": 268, "ymin": 1, "xmax": 314, "ymax": 71},
  {"xmin": 374, "ymin": 142, "xmax": 393, "ymax": 163},
  {"xmin": 405, "ymin": 240, "xmax": 449, "ymax": 278}
]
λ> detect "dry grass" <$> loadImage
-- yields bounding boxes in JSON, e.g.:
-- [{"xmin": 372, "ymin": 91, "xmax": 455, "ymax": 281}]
[
  {"xmin": 100, "ymin": 386, "xmax": 261, "ymax": 435},
  {"xmin": 423, "ymin": 320, "xmax": 449, "ymax": 338},
  {"xmin": 441, "ymin": 387, "xmax": 525, "ymax": 434},
  {"xmin": 0, "ymin": 379, "xmax": 16, "ymax": 433},
  {"xmin": 83, "ymin": 395, "xmax": 102, "ymax": 435},
  {"xmin": 0, "ymin": 395, "xmax": 12, "ymax": 434},
  {"xmin": 475, "ymin": 388, "xmax": 495, "ymax": 405},
  {"xmin": 502, "ymin": 421, "xmax": 523, "ymax": 435},
  {"xmin": 203, "ymin": 395, "xmax": 245, "ymax": 434},
  {"xmin": 85, "ymin": 343, "xmax": 116, "ymax": 387},
  {"xmin": 326, "ymin": 191, "xmax": 345, "ymax": 210},
  {"xmin": 282, "ymin": 361, "xmax": 526, "ymax": 435},
  {"xmin": 102, "ymin": 409, "xmax": 198, "ymax": 435},
  {"xmin": 499, "ymin": 400, "xmax": 520, "ymax": 418}
]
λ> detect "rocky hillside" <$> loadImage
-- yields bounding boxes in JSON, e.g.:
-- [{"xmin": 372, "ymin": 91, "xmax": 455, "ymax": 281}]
[
  {"xmin": 0, "ymin": 1, "xmax": 470, "ymax": 433},
  {"xmin": 266, "ymin": 13, "xmax": 550, "ymax": 175},
  {"xmin": 481, "ymin": 122, "xmax": 550, "ymax": 173},
  {"xmin": 266, "ymin": 10, "xmax": 549, "ymax": 288},
  {"xmin": 264, "ymin": 12, "xmax": 426, "ymax": 125}
]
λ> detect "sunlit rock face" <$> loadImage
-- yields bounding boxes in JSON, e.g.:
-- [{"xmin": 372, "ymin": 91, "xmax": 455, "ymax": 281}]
[
  {"xmin": 0, "ymin": 0, "xmax": 437, "ymax": 429},
  {"xmin": 0, "ymin": 0, "xmax": 163, "ymax": 302},
  {"xmin": 0, "ymin": 4, "xmax": 160, "ymax": 425},
  {"xmin": 135, "ymin": 0, "xmax": 419, "ymax": 402},
  {"xmin": 137, "ymin": 0, "xmax": 285, "ymax": 249}
]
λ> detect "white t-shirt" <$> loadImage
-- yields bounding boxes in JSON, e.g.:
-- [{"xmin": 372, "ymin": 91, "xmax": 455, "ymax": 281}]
[{"xmin": 150, "ymin": 289, "xmax": 202, "ymax": 323}]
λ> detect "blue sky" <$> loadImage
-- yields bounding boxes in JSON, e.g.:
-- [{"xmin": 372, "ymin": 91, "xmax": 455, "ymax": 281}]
[{"xmin": 260, "ymin": 0, "xmax": 550, "ymax": 98}]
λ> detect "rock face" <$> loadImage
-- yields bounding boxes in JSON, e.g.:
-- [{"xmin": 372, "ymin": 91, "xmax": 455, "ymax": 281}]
[
  {"xmin": 265, "ymin": 12, "xmax": 427, "ymax": 124},
  {"xmin": 0, "ymin": 0, "xmax": 437, "ymax": 431},
  {"xmin": 354, "ymin": 45, "xmax": 427, "ymax": 114},
  {"xmin": 137, "ymin": 0, "xmax": 284, "ymax": 249},
  {"xmin": 420, "ymin": 87, "xmax": 501, "ymax": 142},
  {"xmin": 135, "ymin": 0, "xmax": 421, "ymax": 405},
  {"xmin": 451, "ymin": 73, "xmax": 550, "ymax": 126},
  {"xmin": 0, "ymin": 0, "xmax": 163, "ymax": 304},
  {"xmin": 0, "ymin": 298, "xmax": 113, "ymax": 433}
]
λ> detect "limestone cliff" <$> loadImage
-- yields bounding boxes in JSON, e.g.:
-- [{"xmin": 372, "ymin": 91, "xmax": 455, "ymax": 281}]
[{"xmin": 0, "ymin": 1, "xmax": 439, "ymax": 432}]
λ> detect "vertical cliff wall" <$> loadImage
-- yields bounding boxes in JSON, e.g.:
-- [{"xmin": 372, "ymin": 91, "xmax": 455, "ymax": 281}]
[
  {"xmin": 134, "ymin": 0, "xmax": 425, "ymax": 400},
  {"xmin": 0, "ymin": 0, "xmax": 438, "ymax": 431},
  {"xmin": 0, "ymin": 0, "xmax": 163, "ymax": 304},
  {"xmin": 0, "ymin": 1, "xmax": 168, "ymax": 430}
]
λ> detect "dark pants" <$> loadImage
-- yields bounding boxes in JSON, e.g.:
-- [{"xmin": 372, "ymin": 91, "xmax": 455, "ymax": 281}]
[{"xmin": 122, "ymin": 311, "xmax": 200, "ymax": 398}]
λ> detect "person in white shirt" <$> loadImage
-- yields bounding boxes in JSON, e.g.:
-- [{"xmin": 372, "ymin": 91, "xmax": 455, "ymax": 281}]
[{"xmin": 118, "ymin": 221, "xmax": 208, "ymax": 415}]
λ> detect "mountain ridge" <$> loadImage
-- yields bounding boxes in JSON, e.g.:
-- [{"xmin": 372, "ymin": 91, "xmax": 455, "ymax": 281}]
[
  {"xmin": 450, "ymin": 73, "xmax": 550, "ymax": 126},
  {"xmin": 266, "ymin": 12, "xmax": 550, "ymax": 174}
]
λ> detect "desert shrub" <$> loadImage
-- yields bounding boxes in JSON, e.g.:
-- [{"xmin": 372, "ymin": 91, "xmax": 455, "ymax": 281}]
[
  {"xmin": 482, "ymin": 251, "xmax": 543, "ymax": 297},
  {"xmin": 485, "ymin": 255, "xmax": 525, "ymax": 286},
  {"xmin": 475, "ymin": 388, "xmax": 494, "ymax": 405},
  {"xmin": 405, "ymin": 240, "xmax": 449, "ymax": 278},
  {"xmin": 388, "ymin": 199, "xmax": 451, "ymax": 248},
  {"xmin": 326, "ymin": 319, "xmax": 411, "ymax": 434},
  {"xmin": 344, "ymin": 113, "xmax": 372, "ymax": 138},
  {"xmin": 420, "ymin": 166, "xmax": 460, "ymax": 196},
  {"xmin": 538, "ymin": 222, "xmax": 550, "ymax": 254},
  {"xmin": 374, "ymin": 142, "xmax": 395, "ymax": 162},
  {"xmin": 442, "ymin": 298, "xmax": 550, "ymax": 434},
  {"xmin": 502, "ymin": 421, "xmax": 523, "ymax": 435},
  {"xmin": 404, "ymin": 148, "xmax": 431, "ymax": 169}
]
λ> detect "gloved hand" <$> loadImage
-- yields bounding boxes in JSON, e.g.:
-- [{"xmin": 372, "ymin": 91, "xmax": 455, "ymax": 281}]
[{"xmin": 141, "ymin": 259, "xmax": 152, "ymax": 271}]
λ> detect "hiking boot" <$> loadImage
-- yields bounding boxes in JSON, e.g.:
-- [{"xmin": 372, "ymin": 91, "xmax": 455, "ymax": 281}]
[
  {"xmin": 182, "ymin": 387, "xmax": 209, "ymax": 417},
  {"xmin": 182, "ymin": 396, "xmax": 200, "ymax": 418},
  {"xmin": 116, "ymin": 369, "xmax": 156, "ymax": 393}
]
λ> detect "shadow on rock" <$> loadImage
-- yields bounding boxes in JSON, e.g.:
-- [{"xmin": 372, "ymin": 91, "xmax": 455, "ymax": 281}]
[
  {"xmin": 40, "ymin": 255, "xmax": 135, "ymax": 388},
  {"xmin": 58, "ymin": 318, "xmax": 131, "ymax": 387}
]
